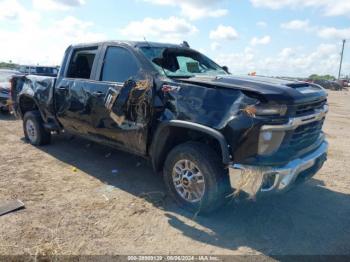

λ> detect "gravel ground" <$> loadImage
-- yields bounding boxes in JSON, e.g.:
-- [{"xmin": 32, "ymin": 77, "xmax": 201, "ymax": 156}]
[{"xmin": 0, "ymin": 90, "xmax": 349, "ymax": 256}]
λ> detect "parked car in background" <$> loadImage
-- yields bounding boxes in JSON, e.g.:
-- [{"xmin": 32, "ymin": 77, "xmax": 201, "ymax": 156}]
[
  {"xmin": 18, "ymin": 65, "xmax": 59, "ymax": 77},
  {"xmin": 312, "ymin": 79, "xmax": 342, "ymax": 91},
  {"xmin": 312, "ymin": 79, "xmax": 332, "ymax": 89},
  {"xmin": 338, "ymin": 79, "xmax": 349, "ymax": 88},
  {"xmin": 332, "ymin": 81, "xmax": 344, "ymax": 90},
  {"xmin": 0, "ymin": 69, "xmax": 21, "ymax": 113}
]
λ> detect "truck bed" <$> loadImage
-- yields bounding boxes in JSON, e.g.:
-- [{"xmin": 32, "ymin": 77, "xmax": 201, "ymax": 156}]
[{"xmin": 11, "ymin": 75, "xmax": 57, "ymax": 123}]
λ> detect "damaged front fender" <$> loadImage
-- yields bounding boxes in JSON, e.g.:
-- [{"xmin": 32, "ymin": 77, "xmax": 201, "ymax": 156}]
[
  {"xmin": 150, "ymin": 120, "xmax": 231, "ymax": 172},
  {"xmin": 154, "ymin": 81, "xmax": 267, "ymax": 164}
]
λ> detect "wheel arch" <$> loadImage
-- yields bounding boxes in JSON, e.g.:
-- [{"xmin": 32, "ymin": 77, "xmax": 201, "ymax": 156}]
[
  {"xmin": 150, "ymin": 120, "xmax": 231, "ymax": 173},
  {"xmin": 18, "ymin": 95, "xmax": 42, "ymax": 119}
]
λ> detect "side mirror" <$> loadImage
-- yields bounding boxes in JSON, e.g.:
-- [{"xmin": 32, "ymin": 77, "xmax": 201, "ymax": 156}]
[{"xmin": 222, "ymin": 66, "xmax": 229, "ymax": 74}]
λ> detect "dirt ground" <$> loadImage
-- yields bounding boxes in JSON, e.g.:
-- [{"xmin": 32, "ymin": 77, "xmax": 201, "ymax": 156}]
[{"xmin": 0, "ymin": 91, "xmax": 349, "ymax": 256}]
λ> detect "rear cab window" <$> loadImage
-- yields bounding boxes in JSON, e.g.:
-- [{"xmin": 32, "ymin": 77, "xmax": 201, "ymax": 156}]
[{"xmin": 66, "ymin": 47, "xmax": 98, "ymax": 79}]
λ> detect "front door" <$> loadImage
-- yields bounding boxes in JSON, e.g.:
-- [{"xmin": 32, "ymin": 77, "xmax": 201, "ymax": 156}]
[{"xmin": 89, "ymin": 45, "xmax": 153, "ymax": 155}]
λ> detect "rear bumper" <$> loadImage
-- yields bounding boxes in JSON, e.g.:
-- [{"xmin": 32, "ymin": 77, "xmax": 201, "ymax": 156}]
[{"xmin": 231, "ymin": 141, "xmax": 328, "ymax": 194}]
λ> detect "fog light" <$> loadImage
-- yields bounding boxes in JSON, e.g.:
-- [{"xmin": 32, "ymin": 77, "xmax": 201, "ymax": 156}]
[
  {"xmin": 258, "ymin": 130, "xmax": 285, "ymax": 156},
  {"xmin": 262, "ymin": 131, "xmax": 273, "ymax": 141}
]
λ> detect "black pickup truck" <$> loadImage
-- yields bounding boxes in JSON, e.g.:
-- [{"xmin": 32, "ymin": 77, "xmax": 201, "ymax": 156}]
[{"xmin": 11, "ymin": 41, "xmax": 328, "ymax": 213}]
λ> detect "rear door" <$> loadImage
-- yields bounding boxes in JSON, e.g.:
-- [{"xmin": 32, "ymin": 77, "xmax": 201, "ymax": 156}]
[
  {"xmin": 54, "ymin": 46, "xmax": 101, "ymax": 135},
  {"xmin": 88, "ymin": 44, "xmax": 151, "ymax": 155}
]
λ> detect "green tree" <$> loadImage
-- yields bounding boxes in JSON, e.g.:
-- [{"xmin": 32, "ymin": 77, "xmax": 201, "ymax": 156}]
[
  {"xmin": 308, "ymin": 74, "xmax": 336, "ymax": 81},
  {"xmin": 0, "ymin": 61, "xmax": 19, "ymax": 70}
]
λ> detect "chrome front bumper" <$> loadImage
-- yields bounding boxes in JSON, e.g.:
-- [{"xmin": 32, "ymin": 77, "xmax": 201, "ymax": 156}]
[{"xmin": 231, "ymin": 141, "xmax": 328, "ymax": 194}]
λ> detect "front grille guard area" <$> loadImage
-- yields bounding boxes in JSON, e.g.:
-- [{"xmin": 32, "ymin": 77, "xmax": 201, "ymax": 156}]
[
  {"xmin": 230, "ymin": 104, "xmax": 329, "ymax": 196},
  {"xmin": 282, "ymin": 118, "xmax": 325, "ymax": 152},
  {"xmin": 261, "ymin": 104, "xmax": 328, "ymax": 132},
  {"xmin": 262, "ymin": 104, "xmax": 328, "ymax": 154}
]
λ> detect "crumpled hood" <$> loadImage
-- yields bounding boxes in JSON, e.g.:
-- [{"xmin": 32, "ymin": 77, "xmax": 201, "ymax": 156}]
[{"xmin": 177, "ymin": 75, "xmax": 327, "ymax": 104}]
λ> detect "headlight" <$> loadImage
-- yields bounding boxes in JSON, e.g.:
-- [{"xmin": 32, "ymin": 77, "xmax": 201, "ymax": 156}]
[{"xmin": 244, "ymin": 104, "xmax": 287, "ymax": 116}]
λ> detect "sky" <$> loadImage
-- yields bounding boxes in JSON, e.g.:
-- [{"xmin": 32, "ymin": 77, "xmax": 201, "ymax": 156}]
[{"xmin": 0, "ymin": 0, "xmax": 349, "ymax": 77}]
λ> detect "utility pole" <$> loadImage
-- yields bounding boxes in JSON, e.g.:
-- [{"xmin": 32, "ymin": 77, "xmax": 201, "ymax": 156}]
[{"xmin": 338, "ymin": 39, "xmax": 346, "ymax": 80}]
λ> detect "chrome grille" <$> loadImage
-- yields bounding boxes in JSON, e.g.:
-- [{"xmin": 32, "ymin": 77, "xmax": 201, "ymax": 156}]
[
  {"xmin": 288, "ymin": 119, "xmax": 325, "ymax": 151},
  {"xmin": 295, "ymin": 99, "xmax": 327, "ymax": 116}
]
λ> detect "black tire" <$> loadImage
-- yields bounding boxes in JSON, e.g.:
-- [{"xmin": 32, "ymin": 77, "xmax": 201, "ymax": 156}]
[
  {"xmin": 163, "ymin": 142, "xmax": 231, "ymax": 214},
  {"xmin": 23, "ymin": 111, "xmax": 51, "ymax": 146}
]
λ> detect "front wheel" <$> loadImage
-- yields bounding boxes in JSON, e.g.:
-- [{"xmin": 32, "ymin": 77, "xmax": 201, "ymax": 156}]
[
  {"xmin": 23, "ymin": 111, "xmax": 51, "ymax": 146},
  {"xmin": 163, "ymin": 142, "xmax": 231, "ymax": 214}
]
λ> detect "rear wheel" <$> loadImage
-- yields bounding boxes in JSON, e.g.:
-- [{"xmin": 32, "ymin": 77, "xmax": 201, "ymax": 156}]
[
  {"xmin": 23, "ymin": 111, "xmax": 51, "ymax": 146},
  {"xmin": 163, "ymin": 142, "xmax": 231, "ymax": 214}
]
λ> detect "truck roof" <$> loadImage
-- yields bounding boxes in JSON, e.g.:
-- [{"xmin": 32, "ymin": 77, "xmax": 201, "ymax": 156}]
[
  {"xmin": 70, "ymin": 40, "xmax": 184, "ymax": 49},
  {"xmin": 20, "ymin": 65, "xmax": 58, "ymax": 68}
]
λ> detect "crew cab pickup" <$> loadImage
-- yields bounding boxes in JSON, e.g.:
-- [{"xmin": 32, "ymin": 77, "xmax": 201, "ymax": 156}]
[{"xmin": 11, "ymin": 41, "xmax": 329, "ymax": 213}]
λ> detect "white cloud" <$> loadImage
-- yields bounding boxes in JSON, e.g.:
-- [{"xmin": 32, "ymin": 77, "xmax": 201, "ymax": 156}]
[
  {"xmin": 215, "ymin": 43, "xmax": 346, "ymax": 77},
  {"xmin": 250, "ymin": 35, "xmax": 271, "ymax": 46},
  {"xmin": 281, "ymin": 20, "xmax": 311, "ymax": 30},
  {"xmin": 250, "ymin": 0, "xmax": 350, "ymax": 17},
  {"xmin": 0, "ymin": 0, "xmax": 21, "ymax": 20},
  {"xmin": 0, "ymin": 0, "xmax": 85, "ymax": 24},
  {"xmin": 279, "ymin": 20, "xmax": 349, "ymax": 39},
  {"xmin": 53, "ymin": 16, "xmax": 104, "ymax": 43},
  {"xmin": 120, "ymin": 16, "xmax": 198, "ymax": 43},
  {"xmin": 256, "ymin": 21, "xmax": 267, "ymax": 27},
  {"xmin": 0, "ymin": 9, "xmax": 105, "ymax": 65},
  {"xmin": 181, "ymin": 6, "xmax": 228, "ymax": 20},
  {"xmin": 32, "ymin": 0, "xmax": 85, "ymax": 10},
  {"xmin": 326, "ymin": 1, "xmax": 350, "ymax": 16},
  {"xmin": 209, "ymin": 25, "xmax": 239, "ymax": 40},
  {"xmin": 0, "ymin": 0, "xmax": 39, "ymax": 22},
  {"xmin": 215, "ymin": 47, "xmax": 256, "ymax": 73},
  {"xmin": 211, "ymin": 42, "xmax": 221, "ymax": 51},
  {"xmin": 251, "ymin": 0, "xmax": 301, "ymax": 9},
  {"xmin": 279, "ymin": 48, "xmax": 295, "ymax": 58},
  {"xmin": 318, "ymin": 27, "xmax": 350, "ymax": 39},
  {"xmin": 142, "ymin": 0, "xmax": 228, "ymax": 20}
]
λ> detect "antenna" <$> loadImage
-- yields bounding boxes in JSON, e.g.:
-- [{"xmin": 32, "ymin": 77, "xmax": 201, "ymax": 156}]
[{"xmin": 338, "ymin": 39, "xmax": 346, "ymax": 80}]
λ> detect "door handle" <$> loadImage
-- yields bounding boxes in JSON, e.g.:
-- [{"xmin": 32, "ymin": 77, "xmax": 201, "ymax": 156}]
[
  {"xmin": 92, "ymin": 91, "xmax": 104, "ymax": 97},
  {"xmin": 57, "ymin": 86, "xmax": 68, "ymax": 91}
]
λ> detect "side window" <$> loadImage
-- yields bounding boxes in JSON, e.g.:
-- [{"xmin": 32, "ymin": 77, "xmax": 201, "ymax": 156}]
[
  {"xmin": 67, "ymin": 47, "xmax": 98, "ymax": 79},
  {"xmin": 101, "ymin": 46, "xmax": 139, "ymax": 83}
]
